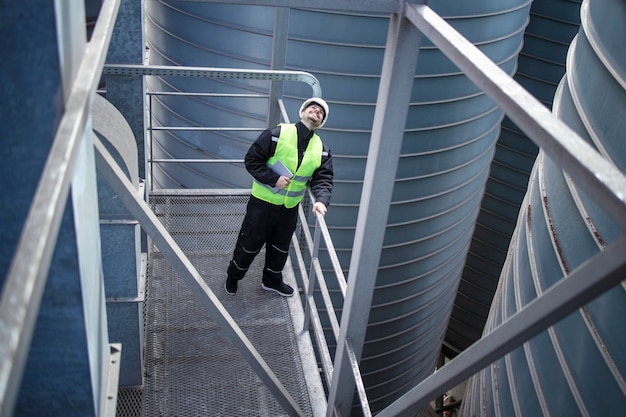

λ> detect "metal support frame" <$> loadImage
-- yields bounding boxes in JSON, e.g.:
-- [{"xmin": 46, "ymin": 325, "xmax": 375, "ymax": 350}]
[
  {"xmin": 376, "ymin": 235, "xmax": 626, "ymax": 416},
  {"xmin": 371, "ymin": 3, "xmax": 626, "ymax": 416},
  {"xmin": 345, "ymin": 338, "xmax": 372, "ymax": 417},
  {"xmin": 137, "ymin": 65, "xmax": 321, "ymax": 189},
  {"xmin": 302, "ymin": 216, "xmax": 322, "ymax": 333},
  {"xmin": 0, "ymin": 0, "xmax": 120, "ymax": 414},
  {"xmin": 93, "ymin": 136, "xmax": 306, "ymax": 416},
  {"xmin": 291, "ymin": 207, "xmax": 339, "ymax": 391},
  {"xmin": 103, "ymin": 64, "xmax": 322, "ymax": 98},
  {"xmin": 4, "ymin": 0, "xmax": 622, "ymax": 415},
  {"xmin": 126, "ymin": 2, "xmax": 626, "ymax": 416},
  {"xmin": 404, "ymin": 3, "xmax": 626, "ymax": 230},
  {"xmin": 326, "ymin": 9, "xmax": 424, "ymax": 417}
]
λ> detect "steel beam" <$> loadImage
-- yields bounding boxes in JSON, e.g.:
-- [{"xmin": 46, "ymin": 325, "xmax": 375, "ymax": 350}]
[
  {"xmin": 405, "ymin": 3, "xmax": 626, "ymax": 231},
  {"xmin": 325, "ymin": 9, "xmax": 424, "ymax": 417},
  {"xmin": 376, "ymin": 235, "xmax": 626, "ymax": 416},
  {"xmin": 101, "ymin": 344, "xmax": 122, "ymax": 417}
]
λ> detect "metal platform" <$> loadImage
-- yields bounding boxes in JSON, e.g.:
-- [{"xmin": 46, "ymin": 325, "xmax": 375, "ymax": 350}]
[{"xmin": 141, "ymin": 191, "xmax": 325, "ymax": 416}]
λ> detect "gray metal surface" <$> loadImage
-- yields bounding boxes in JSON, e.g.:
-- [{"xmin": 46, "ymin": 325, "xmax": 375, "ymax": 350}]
[
  {"xmin": 104, "ymin": 65, "xmax": 322, "ymax": 98},
  {"xmin": 449, "ymin": 0, "xmax": 583, "ymax": 354},
  {"xmin": 144, "ymin": 192, "xmax": 316, "ymax": 416},
  {"xmin": 376, "ymin": 234, "xmax": 626, "ymax": 416},
  {"xmin": 170, "ymin": 0, "xmax": 404, "ymax": 14},
  {"xmin": 459, "ymin": 0, "xmax": 626, "ymax": 414}
]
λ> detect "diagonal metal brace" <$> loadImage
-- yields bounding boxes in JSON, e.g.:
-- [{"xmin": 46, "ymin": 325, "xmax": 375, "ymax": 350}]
[{"xmin": 375, "ymin": 234, "xmax": 626, "ymax": 417}]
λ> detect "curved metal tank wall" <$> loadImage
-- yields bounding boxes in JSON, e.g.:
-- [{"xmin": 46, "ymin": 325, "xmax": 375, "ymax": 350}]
[
  {"xmin": 460, "ymin": 0, "xmax": 626, "ymax": 415},
  {"xmin": 448, "ymin": 0, "xmax": 582, "ymax": 353},
  {"xmin": 145, "ymin": 1, "xmax": 278, "ymax": 189},
  {"xmin": 145, "ymin": 0, "xmax": 531, "ymax": 413}
]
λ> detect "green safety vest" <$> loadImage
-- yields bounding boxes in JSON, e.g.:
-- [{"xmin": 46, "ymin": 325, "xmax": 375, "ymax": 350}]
[{"xmin": 252, "ymin": 124, "xmax": 323, "ymax": 208}]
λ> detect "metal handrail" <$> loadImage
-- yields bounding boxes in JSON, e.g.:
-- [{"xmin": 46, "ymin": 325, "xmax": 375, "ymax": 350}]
[
  {"xmin": 276, "ymin": 94, "xmax": 368, "ymax": 415},
  {"xmin": 140, "ymin": 72, "xmax": 344, "ymax": 414},
  {"xmin": 292, "ymin": 189, "xmax": 371, "ymax": 416},
  {"xmin": 104, "ymin": 64, "xmax": 322, "ymax": 98},
  {"xmin": 0, "ymin": 0, "xmax": 121, "ymax": 415},
  {"xmin": 140, "ymin": 67, "xmax": 322, "ymax": 190}
]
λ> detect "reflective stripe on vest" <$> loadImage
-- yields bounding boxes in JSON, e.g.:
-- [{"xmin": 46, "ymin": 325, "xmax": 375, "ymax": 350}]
[{"xmin": 252, "ymin": 124, "xmax": 323, "ymax": 208}]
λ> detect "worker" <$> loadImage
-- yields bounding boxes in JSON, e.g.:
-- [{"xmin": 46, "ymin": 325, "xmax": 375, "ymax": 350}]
[{"xmin": 225, "ymin": 97, "xmax": 334, "ymax": 297}]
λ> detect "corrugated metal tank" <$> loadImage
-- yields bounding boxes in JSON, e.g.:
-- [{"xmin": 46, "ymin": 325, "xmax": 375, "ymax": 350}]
[
  {"xmin": 460, "ymin": 0, "xmax": 626, "ymax": 415},
  {"xmin": 144, "ymin": 0, "xmax": 531, "ymax": 413},
  {"xmin": 447, "ymin": 0, "xmax": 582, "ymax": 353}
]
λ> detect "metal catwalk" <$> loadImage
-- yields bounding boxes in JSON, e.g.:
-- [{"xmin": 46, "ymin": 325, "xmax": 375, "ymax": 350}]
[{"xmin": 142, "ymin": 192, "xmax": 325, "ymax": 416}]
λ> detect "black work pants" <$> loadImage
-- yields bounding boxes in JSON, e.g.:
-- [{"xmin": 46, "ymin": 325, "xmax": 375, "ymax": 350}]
[{"xmin": 227, "ymin": 196, "xmax": 299, "ymax": 286}]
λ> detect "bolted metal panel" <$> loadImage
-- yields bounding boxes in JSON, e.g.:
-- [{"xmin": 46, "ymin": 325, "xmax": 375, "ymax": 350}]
[{"xmin": 461, "ymin": 0, "xmax": 626, "ymax": 415}]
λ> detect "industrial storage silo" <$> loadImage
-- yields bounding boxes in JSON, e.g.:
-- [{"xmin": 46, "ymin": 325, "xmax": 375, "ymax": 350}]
[
  {"xmin": 145, "ymin": 1, "xmax": 533, "ymax": 413},
  {"xmin": 448, "ymin": 0, "xmax": 583, "ymax": 353},
  {"xmin": 460, "ymin": 0, "xmax": 626, "ymax": 415}
]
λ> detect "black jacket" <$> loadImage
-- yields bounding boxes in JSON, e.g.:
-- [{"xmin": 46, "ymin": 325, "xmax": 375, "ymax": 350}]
[{"xmin": 245, "ymin": 121, "xmax": 334, "ymax": 207}]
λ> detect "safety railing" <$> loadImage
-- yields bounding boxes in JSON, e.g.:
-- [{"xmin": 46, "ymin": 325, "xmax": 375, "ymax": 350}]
[
  {"xmin": 101, "ymin": 65, "xmax": 321, "ymax": 190},
  {"xmin": 136, "ymin": 71, "xmax": 371, "ymax": 415},
  {"xmin": 144, "ymin": 90, "xmax": 267, "ymax": 190},
  {"xmin": 291, "ymin": 189, "xmax": 372, "ymax": 416},
  {"xmin": 109, "ymin": 65, "xmax": 371, "ymax": 416}
]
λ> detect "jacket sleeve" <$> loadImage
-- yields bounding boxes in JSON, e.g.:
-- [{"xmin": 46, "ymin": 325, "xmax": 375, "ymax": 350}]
[
  {"xmin": 309, "ymin": 146, "xmax": 334, "ymax": 207},
  {"xmin": 245, "ymin": 127, "xmax": 281, "ymax": 186}
]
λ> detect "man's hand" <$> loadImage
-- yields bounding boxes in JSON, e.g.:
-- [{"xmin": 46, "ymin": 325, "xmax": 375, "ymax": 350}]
[
  {"xmin": 312, "ymin": 201, "xmax": 327, "ymax": 217},
  {"xmin": 275, "ymin": 176, "xmax": 291, "ymax": 189}
]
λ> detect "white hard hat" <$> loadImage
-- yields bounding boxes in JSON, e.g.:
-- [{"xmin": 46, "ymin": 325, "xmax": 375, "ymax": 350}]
[{"xmin": 299, "ymin": 97, "xmax": 329, "ymax": 128}]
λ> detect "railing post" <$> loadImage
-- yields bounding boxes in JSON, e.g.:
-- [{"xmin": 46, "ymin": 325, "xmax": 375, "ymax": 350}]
[
  {"xmin": 303, "ymin": 214, "xmax": 322, "ymax": 331},
  {"xmin": 345, "ymin": 338, "xmax": 372, "ymax": 417},
  {"xmin": 325, "ymin": 9, "xmax": 423, "ymax": 416},
  {"xmin": 148, "ymin": 92, "xmax": 154, "ymax": 191}
]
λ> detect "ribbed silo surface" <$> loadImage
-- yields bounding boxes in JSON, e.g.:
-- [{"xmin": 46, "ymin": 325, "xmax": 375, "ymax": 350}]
[
  {"xmin": 447, "ymin": 0, "xmax": 582, "ymax": 353},
  {"xmin": 145, "ymin": 1, "xmax": 531, "ymax": 414},
  {"xmin": 460, "ymin": 0, "xmax": 626, "ymax": 415},
  {"xmin": 145, "ymin": 1, "xmax": 278, "ymax": 189}
]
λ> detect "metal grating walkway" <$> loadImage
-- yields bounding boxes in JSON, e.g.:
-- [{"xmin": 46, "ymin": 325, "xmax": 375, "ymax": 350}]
[{"xmin": 141, "ymin": 191, "xmax": 324, "ymax": 416}]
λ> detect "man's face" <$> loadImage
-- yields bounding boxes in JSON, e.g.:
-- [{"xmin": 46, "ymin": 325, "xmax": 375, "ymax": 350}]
[{"xmin": 302, "ymin": 103, "xmax": 325, "ymax": 128}]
